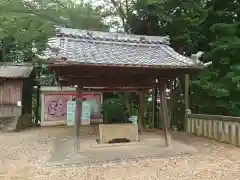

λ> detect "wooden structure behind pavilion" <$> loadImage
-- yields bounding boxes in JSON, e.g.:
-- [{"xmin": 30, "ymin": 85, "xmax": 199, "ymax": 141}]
[
  {"xmin": 39, "ymin": 27, "xmax": 205, "ymax": 152},
  {"xmin": 0, "ymin": 64, "xmax": 35, "ymax": 119}
]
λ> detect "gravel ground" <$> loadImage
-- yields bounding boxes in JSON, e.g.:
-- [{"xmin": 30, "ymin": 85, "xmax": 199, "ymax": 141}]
[{"xmin": 0, "ymin": 127, "xmax": 240, "ymax": 180}]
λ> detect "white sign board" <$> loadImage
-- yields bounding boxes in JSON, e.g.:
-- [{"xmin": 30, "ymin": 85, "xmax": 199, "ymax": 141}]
[
  {"xmin": 129, "ymin": 116, "xmax": 138, "ymax": 127},
  {"xmin": 67, "ymin": 101, "xmax": 76, "ymax": 126},
  {"xmin": 17, "ymin": 101, "xmax": 22, "ymax": 107},
  {"xmin": 67, "ymin": 101, "xmax": 91, "ymax": 126},
  {"xmin": 81, "ymin": 101, "xmax": 91, "ymax": 125}
]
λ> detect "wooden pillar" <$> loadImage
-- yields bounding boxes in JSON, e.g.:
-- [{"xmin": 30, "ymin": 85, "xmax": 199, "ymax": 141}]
[
  {"xmin": 152, "ymin": 88, "xmax": 157, "ymax": 128},
  {"xmin": 139, "ymin": 91, "xmax": 145, "ymax": 132},
  {"xmin": 159, "ymin": 83, "xmax": 171, "ymax": 147},
  {"xmin": 158, "ymin": 101, "xmax": 162, "ymax": 129},
  {"xmin": 74, "ymin": 86, "xmax": 83, "ymax": 153},
  {"xmin": 35, "ymin": 66, "xmax": 41, "ymax": 124},
  {"xmin": 184, "ymin": 74, "xmax": 190, "ymax": 131}
]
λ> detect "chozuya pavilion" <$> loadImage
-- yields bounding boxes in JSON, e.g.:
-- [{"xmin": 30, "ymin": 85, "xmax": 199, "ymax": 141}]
[{"xmin": 38, "ymin": 27, "xmax": 207, "ymax": 152}]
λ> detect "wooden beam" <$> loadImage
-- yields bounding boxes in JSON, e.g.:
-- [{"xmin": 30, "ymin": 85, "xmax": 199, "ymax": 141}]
[
  {"xmin": 139, "ymin": 91, "xmax": 145, "ymax": 133},
  {"xmin": 74, "ymin": 86, "xmax": 83, "ymax": 153},
  {"xmin": 49, "ymin": 64, "xmax": 202, "ymax": 77},
  {"xmin": 184, "ymin": 74, "xmax": 190, "ymax": 131},
  {"xmin": 57, "ymin": 73, "xmax": 170, "ymax": 87},
  {"xmin": 69, "ymin": 87, "xmax": 151, "ymax": 92},
  {"xmin": 64, "ymin": 73, "xmax": 177, "ymax": 83},
  {"xmin": 54, "ymin": 67, "xmax": 178, "ymax": 85},
  {"xmin": 159, "ymin": 83, "xmax": 171, "ymax": 147},
  {"xmin": 59, "ymin": 78, "xmax": 161, "ymax": 88}
]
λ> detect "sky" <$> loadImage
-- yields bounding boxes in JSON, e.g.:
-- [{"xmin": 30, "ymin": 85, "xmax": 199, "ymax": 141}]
[
  {"xmin": 83, "ymin": 0, "xmax": 105, "ymax": 5},
  {"xmin": 84, "ymin": 0, "xmax": 124, "ymax": 32}
]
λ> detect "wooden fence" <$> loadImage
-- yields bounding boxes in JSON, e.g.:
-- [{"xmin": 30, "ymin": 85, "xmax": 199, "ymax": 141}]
[{"xmin": 187, "ymin": 113, "xmax": 240, "ymax": 146}]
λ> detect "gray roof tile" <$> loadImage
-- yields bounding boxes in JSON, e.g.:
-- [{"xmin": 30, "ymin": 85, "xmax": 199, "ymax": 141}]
[
  {"xmin": 43, "ymin": 27, "xmax": 203, "ymax": 68},
  {"xmin": 0, "ymin": 65, "xmax": 34, "ymax": 78}
]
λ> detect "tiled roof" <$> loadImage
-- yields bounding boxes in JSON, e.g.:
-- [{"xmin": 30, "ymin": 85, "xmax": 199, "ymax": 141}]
[
  {"xmin": 43, "ymin": 27, "xmax": 203, "ymax": 68},
  {"xmin": 0, "ymin": 65, "xmax": 34, "ymax": 78}
]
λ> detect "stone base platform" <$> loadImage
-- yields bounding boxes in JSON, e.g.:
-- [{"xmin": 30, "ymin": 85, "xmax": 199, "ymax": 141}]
[{"xmin": 99, "ymin": 123, "xmax": 138, "ymax": 144}]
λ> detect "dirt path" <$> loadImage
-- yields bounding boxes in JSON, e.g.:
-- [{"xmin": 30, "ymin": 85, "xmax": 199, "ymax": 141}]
[{"xmin": 0, "ymin": 127, "xmax": 239, "ymax": 180}]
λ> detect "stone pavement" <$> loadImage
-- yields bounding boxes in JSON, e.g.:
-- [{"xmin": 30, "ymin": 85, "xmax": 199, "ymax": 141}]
[{"xmin": 47, "ymin": 133, "xmax": 198, "ymax": 167}]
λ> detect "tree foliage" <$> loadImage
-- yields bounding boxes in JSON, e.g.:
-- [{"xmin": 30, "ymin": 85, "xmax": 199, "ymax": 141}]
[
  {"xmin": 1, "ymin": 0, "xmax": 240, "ymax": 121},
  {"xmin": 127, "ymin": 0, "xmax": 240, "ymax": 117},
  {"xmin": 190, "ymin": 0, "xmax": 240, "ymax": 115},
  {"xmin": 104, "ymin": 0, "xmax": 240, "ymax": 125},
  {"xmin": 0, "ymin": 0, "xmax": 108, "ymax": 63}
]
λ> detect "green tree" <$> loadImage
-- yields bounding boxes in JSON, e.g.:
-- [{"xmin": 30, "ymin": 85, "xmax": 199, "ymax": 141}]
[
  {"xmin": 0, "ymin": 0, "xmax": 108, "ymax": 63},
  {"xmin": 127, "ymin": 0, "xmax": 240, "ymax": 119},
  {"xmin": 191, "ymin": 0, "xmax": 240, "ymax": 115}
]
